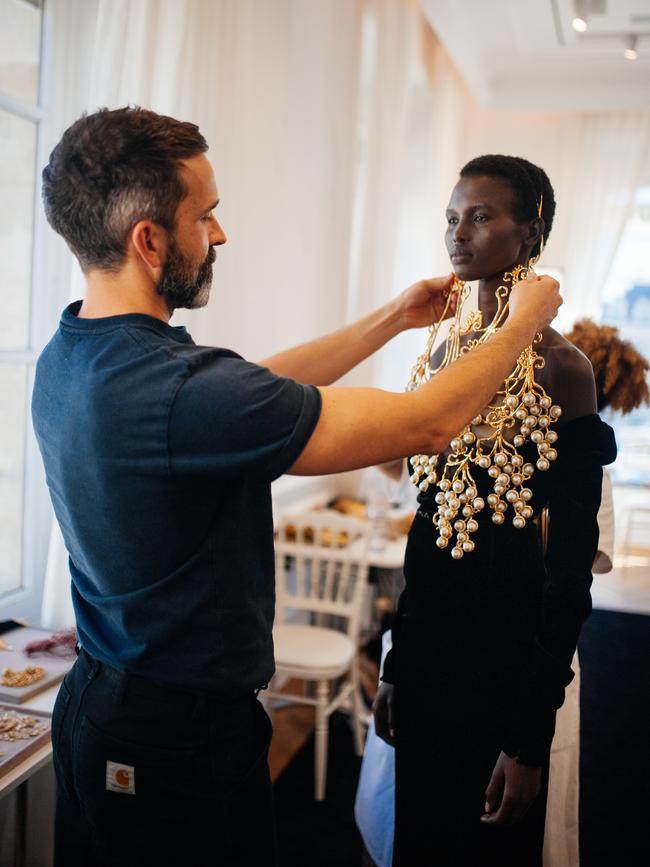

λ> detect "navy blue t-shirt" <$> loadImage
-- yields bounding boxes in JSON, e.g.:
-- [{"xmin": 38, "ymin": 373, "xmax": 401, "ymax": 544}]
[{"xmin": 32, "ymin": 302, "xmax": 321, "ymax": 692}]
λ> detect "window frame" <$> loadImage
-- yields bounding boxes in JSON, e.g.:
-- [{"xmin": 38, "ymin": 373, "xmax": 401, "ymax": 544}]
[{"xmin": 0, "ymin": 0, "xmax": 55, "ymax": 624}]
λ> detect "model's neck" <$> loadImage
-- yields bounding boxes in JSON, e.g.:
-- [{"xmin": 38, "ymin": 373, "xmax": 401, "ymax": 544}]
[{"xmin": 477, "ymin": 257, "xmax": 530, "ymax": 323}]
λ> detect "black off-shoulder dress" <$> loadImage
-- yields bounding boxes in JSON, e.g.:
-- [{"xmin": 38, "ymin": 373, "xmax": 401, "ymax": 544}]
[{"xmin": 382, "ymin": 413, "xmax": 617, "ymax": 867}]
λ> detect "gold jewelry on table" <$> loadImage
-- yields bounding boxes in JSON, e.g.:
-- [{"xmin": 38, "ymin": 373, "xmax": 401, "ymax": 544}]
[
  {"xmin": 0, "ymin": 711, "xmax": 47, "ymax": 741},
  {"xmin": 407, "ymin": 263, "xmax": 561, "ymax": 559},
  {"xmin": 1, "ymin": 666, "xmax": 46, "ymax": 688}
]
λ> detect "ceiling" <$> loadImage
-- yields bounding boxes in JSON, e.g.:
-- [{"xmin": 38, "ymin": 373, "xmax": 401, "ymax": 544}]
[{"xmin": 421, "ymin": 0, "xmax": 650, "ymax": 110}]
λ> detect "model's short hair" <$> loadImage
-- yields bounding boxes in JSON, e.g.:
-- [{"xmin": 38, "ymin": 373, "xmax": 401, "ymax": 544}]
[
  {"xmin": 42, "ymin": 106, "xmax": 208, "ymax": 272},
  {"xmin": 460, "ymin": 154, "xmax": 556, "ymax": 258},
  {"xmin": 565, "ymin": 318, "xmax": 650, "ymax": 414}
]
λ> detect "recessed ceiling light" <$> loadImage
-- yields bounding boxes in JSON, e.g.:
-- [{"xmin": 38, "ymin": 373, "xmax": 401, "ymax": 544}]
[
  {"xmin": 572, "ymin": 0, "xmax": 588, "ymax": 32},
  {"xmin": 624, "ymin": 35, "xmax": 639, "ymax": 60},
  {"xmin": 572, "ymin": 17, "xmax": 588, "ymax": 32}
]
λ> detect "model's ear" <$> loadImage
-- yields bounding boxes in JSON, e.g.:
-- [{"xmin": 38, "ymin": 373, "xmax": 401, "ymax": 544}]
[
  {"xmin": 524, "ymin": 217, "xmax": 545, "ymax": 249},
  {"xmin": 130, "ymin": 220, "xmax": 168, "ymax": 270}
]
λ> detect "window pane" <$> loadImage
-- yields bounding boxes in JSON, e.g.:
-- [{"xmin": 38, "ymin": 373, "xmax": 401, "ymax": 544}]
[
  {"xmin": 0, "ymin": 107, "xmax": 36, "ymax": 350},
  {"xmin": 0, "ymin": 364, "xmax": 27, "ymax": 596},
  {"xmin": 0, "ymin": 0, "xmax": 42, "ymax": 105}
]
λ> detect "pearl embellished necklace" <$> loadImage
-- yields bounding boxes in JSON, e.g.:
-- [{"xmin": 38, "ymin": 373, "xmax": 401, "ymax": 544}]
[{"xmin": 408, "ymin": 264, "xmax": 561, "ymax": 560}]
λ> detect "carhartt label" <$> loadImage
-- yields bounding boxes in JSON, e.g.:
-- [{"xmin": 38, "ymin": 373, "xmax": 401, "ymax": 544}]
[{"xmin": 106, "ymin": 761, "xmax": 136, "ymax": 794}]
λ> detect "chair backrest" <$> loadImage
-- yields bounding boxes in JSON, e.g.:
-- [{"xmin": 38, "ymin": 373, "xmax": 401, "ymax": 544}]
[{"xmin": 274, "ymin": 510, "xmax": 372, "ymax": 640}]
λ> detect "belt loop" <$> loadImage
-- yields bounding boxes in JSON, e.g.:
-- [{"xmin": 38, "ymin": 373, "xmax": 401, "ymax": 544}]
[{"xmin": 113, "ymin": 670, "xmax": 130, "ymax": 705}]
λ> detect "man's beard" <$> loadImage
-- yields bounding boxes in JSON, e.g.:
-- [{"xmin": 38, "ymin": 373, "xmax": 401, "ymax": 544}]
[{"xmin": 156, "ymin": 235, "xmax": 215, "ymax": 312}]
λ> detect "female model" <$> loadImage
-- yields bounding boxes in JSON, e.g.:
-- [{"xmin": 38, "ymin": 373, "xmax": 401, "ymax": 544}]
[{"xmin": 372, "ymin": 155, "xmax": 617, "ymax": 867}]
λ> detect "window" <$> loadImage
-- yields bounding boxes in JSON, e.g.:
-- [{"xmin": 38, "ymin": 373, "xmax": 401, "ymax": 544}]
[{"xmin": 0, "ymin": 0, "xmax": 49, "ymax": 622}]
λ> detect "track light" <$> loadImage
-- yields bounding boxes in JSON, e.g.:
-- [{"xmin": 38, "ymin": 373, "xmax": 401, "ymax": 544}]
[
  {"xmin": 572, "ymin": 0, "xmax": 588, "ymax": 32},
  {"xmin": 624, "ymin": 35, "xmax": 639, "ymax": 60}
]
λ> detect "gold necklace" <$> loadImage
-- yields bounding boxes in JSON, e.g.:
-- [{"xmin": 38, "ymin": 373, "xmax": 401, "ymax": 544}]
[{"xmin": 408, "ymin": 264, "xmax": 561, "ymax": 559}]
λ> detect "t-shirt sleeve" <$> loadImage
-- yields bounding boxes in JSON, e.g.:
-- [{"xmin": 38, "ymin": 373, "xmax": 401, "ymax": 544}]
[{"xmin": 168, "ymin": 353, "xmax": 322, "ymax": 482}]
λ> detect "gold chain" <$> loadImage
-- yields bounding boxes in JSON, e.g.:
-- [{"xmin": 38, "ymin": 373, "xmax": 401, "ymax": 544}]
[{"xmin": 408, "ymin": 264, "xmax": 561, "ymax": 559}]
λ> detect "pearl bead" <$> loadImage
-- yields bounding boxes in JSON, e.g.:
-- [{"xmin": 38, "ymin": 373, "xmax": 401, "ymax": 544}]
[
  {"xmin": 488, "ymin": 466, "xmax": 499, "ymax": 478},
  {"xmin": 425, "ymin": 464, "xmax": 434, "ymax": 474},
  {"xmin": 540, "ymin": 396, "xmax": 551, "ymax": 408},
  {"xmin": 440, "ymin": 479, "xmax": 451, "ymax": 491},
  {"xmin": 466, "ymin": 487, "xmax": 477, "ymax": 500},
  {"xmin": 521, "ymin": 488, "xmax": 533, "ymax": 501},
  {"xmin": 435, "ymin": 492, "xmax": 445, "ymax": 505},
  {"xmin": 550, "ymin": 405, "xmax": 562, "ymax": 418},
  {"xmin": 450, "ymin": 438, "xmax": 462, "ymax": 451},
  {"xmin": 513, "ymin": 515, "xmax": 526, "ymax": 529},
  {"xmin": 495, "ymin": 453, "xmax": 507, "ymax": 467},
  {"xmin": 520, "ymin": 426, "xmax": 531, "ymax": 436},
  {"xmin": 523, "ymin": 393, "xmax": 536, "ymax": 406},
  {"xmin": 546, "ymin": 448, "xmax": 557, "ymax": 461},
  {"xmin": 511, "ymin": 473, "xmax": 523, "ymax": 486},
  {"xmin": 530, "ymin": 405, "xmax": 541, "ymax": 416},
  {"xmin": 514, "ymin": 499, "xmax": 524, "ymax": 511},
  {"xmin": 436, "ymin": 536, "xmax": 448, "ymax": 549},
  {"xmin": 531, "ymin": 430, "xmax": 543, "ymax": 444},
  {"xmin": 511, "ymin": 455, "xmax": 523, "ymax": 467},
  {"xmin": 506, "ymin": 490, "xmax": 517, "ymax": 503},
  {"xmin": 454, "ymin": 520, "xmax": 466, "ymax": 531},
  {"xmin": 457, "ymin": 531, "xmax": 468, "ymax": 543},
  {"xmin": 494, "ymin": 484, "xmax": 505, "ymax": 495},
  {"xmin": 497, "ymin": 473, "xmax": 509, "ymax": 486},
  {"xmin": 513, "ymin": 435, "xmax": 524, "ymax": 447},
  {"xmin": 525, "ymin": 416, "xmax": 537, "ymax": 428},
  {"xmin": 523, "ymin": 464, "xmax": 535, "ymax": 476},
  {"xmin": 450, "ymin": 498, "xmax": 460, "ymax": 511},
  {"xmin": 503, "ymin": 464, "xmax": 513, "ymax": 475},
  {"xmin": 467, "ymin": 519, "xmax": 478, "ymax": 533},
  {"xmin": 538, "ymin": 415, "xmax": 550, "ymax": 427},
  {"xmin": 546, "ymin": 430, "xmax": 558, "ymax": 443},
  {"xmin": 487, "ymin": 493, "xmax": 498, "ymax": 507},
  {"xmin": 409, "ymin": 456, "xmax": 418, "ymax": 466},
  {"xmin": 522, "ymin": 506, "xmax": 533, "ymax": 519},
  {"xmin": 445, "ymin": 490, "xmax": 454, "ymax": 501},
  {"xmin": 538, "ymin": 442, "xmax": 549, "ymax": 454},
  {"xmin": 451, "ymin": 546, "xmax": 464, "ymax": 560},
  {"xmin": 492, "ymin": 512, "xmax": 505, "ymax": 525},
  {"xmin": 537, "ymin": 457, "xmax": 550, "ymax": 471},
  {"xmin": 496, "ymin": 501, "xmax": 507, "ymax": 513},
  {"xmin": 459, "ymin": 493, "xmax": 467, "ymax": 503},
  {"xmin": 462, "ymin": 505, "xmax": 472, "ymax": 517},
  {"xmin": 505, "ymin": 395, "xmax": 518, "ymax": 409},
  {"xmin": 472, "ymin": 497, "xmax": 485, "ymax": 511},
  {"xmin": 478, "ymin": 456, "xmax": 490, "ymax": 469},
  {"xmin": 427, "ymin": 474, "xmax": 436, "ymax": 483},
  {"xmin": 441, "ymin": 525, "xmax": 452, "ymax": 538},
  {"xmin": 444, "ymin": 508, "xmax": 454, "ymax": 519},
  {"xmin": 452, "ymin": 480, "xmax": 464, "ymax": 493},
  {"xmin": 419, "ymin": 480, "xmax": 429, "ymax": 491},
  {"xmin": 462, "ymin": 540, "xmax": 475, "ymax": 553},
  {"xmin": 463, "ymin": 431, "xmax": 476, "ymax": 445},
  {"xmin": 515, "ymin": 409, "xmax": 527, "ymax": 421}
]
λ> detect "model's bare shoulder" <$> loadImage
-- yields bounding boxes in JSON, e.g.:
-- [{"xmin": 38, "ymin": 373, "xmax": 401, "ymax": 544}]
[{"xmin": 538, "ymin": 327, "xmax": 597, "ymax": 420}]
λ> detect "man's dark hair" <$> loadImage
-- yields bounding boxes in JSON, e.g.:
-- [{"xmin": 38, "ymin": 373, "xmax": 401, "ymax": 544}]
[
  {"xmin": 42, "ymin": 106, "xmax": 208, "ymax": 272},
  {"xmin": 459, "ymin": 154, "xmax": 556, "ymax": 258}
]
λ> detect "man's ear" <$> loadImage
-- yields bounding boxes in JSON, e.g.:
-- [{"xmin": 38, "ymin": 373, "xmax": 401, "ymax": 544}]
[{"xmin": 130, "ymin": 220, "xmax": 168, "ymax": 270}]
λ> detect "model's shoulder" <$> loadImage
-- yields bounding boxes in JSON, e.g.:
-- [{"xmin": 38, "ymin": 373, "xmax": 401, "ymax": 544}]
[{"xmin": 541, "ymin": 328, "xmax": 594, "ymax": 378}]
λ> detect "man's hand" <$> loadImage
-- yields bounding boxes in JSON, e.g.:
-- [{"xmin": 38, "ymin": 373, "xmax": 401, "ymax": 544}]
[
  {"xmin": 508, "ymin": 273, "xmax": 562, "ymax": 334},
  {"xmin": 393, "ymin": 274, "xmax": 457, "ymax": 330},
  {"xmin": 372, "ymin": 682, "xmax": 396, "ymax": 746},
  {"xmin": 480, "ymin": 751, "xmax": 541, "ymax": 827}
]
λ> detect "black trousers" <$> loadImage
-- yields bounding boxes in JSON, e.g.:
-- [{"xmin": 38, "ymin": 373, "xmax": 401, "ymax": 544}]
[{"xmin": 53, "ymin": 649, "xmax": 277, "ymax": 866}]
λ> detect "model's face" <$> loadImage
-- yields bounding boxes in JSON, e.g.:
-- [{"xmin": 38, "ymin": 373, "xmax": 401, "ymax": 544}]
[
  {"xmin": 157, "ymin": 154, "xmax": 227, "ymax": 311},
  {"xmin": 445, "ymin": 175, "xmax": 529, "ymax": 282}
]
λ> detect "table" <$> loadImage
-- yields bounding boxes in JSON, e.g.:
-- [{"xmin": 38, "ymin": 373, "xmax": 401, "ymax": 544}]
[{"xmin": 0, "ymin": 684, "xmax": 59, "ymax": 867}]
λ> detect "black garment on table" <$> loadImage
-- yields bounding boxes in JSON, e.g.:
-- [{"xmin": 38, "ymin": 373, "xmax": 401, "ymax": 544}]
[{"xmin": 383, "ymin": 414, "xmax": 616, "ymax": 867}]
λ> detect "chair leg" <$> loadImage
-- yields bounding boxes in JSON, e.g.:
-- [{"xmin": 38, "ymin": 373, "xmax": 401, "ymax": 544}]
[
  {"xmin": 314, "ymin": 680, "xmax": 329, "ymax": 801},
  {"xmin": 350, "ymin": 662, "xmax": 367, "ymax": 757}
]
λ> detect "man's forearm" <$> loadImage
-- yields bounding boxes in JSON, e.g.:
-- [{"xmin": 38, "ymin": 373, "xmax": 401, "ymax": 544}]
[
  {"xmin": 258, "ymin": 300, "xmax": 402, "ymax": 385},
  {"xmin": 415, "ymin": 316, "xmax": 539, "ymax": 449}
]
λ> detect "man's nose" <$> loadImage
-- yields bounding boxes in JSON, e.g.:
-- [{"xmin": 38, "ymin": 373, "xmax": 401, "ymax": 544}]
[{"xmin": 211, "ymin": 219, "xmax": 227, "ymax": 246}]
